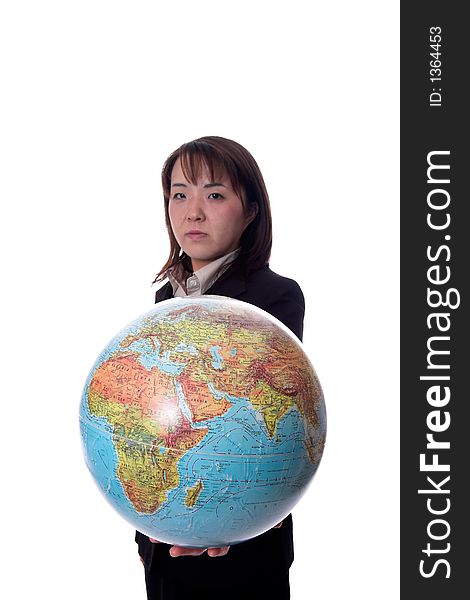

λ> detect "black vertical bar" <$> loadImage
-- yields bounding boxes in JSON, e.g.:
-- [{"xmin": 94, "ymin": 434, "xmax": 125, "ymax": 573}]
[{"xmin": 401, "ymin": 3, "xmax": 468, "ymax": 598}]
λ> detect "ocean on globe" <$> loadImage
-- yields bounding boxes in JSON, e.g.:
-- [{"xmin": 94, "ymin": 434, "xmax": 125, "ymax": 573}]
[{"xmin": 79, "ymin": 296, "xmax": 326, "ymax": 548}]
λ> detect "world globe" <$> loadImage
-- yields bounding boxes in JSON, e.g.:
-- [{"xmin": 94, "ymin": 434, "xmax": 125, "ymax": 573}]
[{"xmin": 79, "ymin": 296, "xmax": 326, "ymax": 548}]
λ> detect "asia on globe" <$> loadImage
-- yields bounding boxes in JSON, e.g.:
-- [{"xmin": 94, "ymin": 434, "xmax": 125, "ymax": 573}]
[{"xmin": 79, "ymin": 296, "xmax": 326, "ymax": 548}]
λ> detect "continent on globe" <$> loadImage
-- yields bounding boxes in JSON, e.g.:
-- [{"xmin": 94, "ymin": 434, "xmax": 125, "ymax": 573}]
[
  {"xmin": 87, "ymin": 354, "xmax": 208, "ymax": 514},
  {"xmin": 185, "ymin": 480, "xmax": 204, "ymax": 508}
]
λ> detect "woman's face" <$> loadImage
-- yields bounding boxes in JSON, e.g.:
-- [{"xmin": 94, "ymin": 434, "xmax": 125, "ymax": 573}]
[{"xmin": 168, "ymin": 158, "xmax": 257, "ymax": 272}]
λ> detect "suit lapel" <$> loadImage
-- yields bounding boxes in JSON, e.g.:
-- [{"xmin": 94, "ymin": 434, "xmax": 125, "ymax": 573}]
[
  {"xmin": 204, "ymin": 260, "xmax": 247, "ymax": 298},
  {"xmin": 154, "ymin": 281, "xmax": 173, "ymax": 303}
]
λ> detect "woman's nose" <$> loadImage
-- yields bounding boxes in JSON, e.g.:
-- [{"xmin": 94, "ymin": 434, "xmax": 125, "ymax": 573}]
[{"xmin": 186, "ymin": 194, "xmax": 205, "ymax": 221}]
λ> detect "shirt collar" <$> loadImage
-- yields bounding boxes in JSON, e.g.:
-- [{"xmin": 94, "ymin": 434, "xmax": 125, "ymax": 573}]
[{"xmin": 168, "ymin": 248, "xmax": 241, "ymax": 297}]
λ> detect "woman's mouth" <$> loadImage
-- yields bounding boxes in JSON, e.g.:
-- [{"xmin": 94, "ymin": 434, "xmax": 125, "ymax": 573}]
[{"xmin": 185, "ymin": 231, "xmax": 208, "ymax": 240}]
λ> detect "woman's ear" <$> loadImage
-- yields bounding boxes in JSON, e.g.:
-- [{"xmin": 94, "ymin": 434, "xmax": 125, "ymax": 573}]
[{"xmin": 244, "ymin": 202, "xmax": 259, "ymax": 227}]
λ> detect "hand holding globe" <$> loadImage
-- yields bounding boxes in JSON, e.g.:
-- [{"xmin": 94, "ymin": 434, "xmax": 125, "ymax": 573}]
[{"xmin": 146, "ymin": 519, "xmax": 283, "ymax": 559}]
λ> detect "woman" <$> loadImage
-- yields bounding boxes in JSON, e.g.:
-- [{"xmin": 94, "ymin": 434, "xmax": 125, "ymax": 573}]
[{"xmin": 136, "ymin": 135, "xmax": 305, "ymax": 599}]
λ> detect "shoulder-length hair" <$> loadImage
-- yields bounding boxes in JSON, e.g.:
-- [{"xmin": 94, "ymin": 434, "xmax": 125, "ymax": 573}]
[{"xmin": 151, "ymin": 135, "xmax": 272, "ymax": 284}]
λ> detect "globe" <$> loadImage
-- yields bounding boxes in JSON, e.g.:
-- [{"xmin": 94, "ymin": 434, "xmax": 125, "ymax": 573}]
[{"xmin": 79, "ymin": 296, "xmax": 326, "ymax": 548}]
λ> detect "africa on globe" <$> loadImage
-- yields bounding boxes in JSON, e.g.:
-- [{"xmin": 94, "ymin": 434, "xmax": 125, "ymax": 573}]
[{"xmin": 79, "ymin": 296, "xmax": 326, "ymax": 548}]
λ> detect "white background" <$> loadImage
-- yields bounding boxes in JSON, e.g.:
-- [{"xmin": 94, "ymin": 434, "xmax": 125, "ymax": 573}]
[{"xmin": 1, "ymin": 1, "xmax": 399, "ymax": 598}]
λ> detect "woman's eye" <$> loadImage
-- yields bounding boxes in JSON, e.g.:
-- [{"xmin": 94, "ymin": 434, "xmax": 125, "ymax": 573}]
[
  {"xmin": 172, "ymin": 192, "xmax": 185, "ymax": 199},
  {"xmin": 208, "ymin": 192, "xmax": 224, "ymax": 199}
]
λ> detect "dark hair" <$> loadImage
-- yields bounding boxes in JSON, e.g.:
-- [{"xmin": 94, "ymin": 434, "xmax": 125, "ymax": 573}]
[{"xmin": 151, "ymin": 135, "xmax": 272, "ymax": 284}]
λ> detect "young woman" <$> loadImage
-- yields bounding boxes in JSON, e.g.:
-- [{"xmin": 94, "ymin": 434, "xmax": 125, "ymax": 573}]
[{"xmin": 136, "ymin": 135, "xmax": 305, "ymax": 600}]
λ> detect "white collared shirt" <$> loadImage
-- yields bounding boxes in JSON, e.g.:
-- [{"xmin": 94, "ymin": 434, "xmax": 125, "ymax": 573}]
[{"xmin": 168, "ymin": 248, "xmax": 241, "ymax": 297}]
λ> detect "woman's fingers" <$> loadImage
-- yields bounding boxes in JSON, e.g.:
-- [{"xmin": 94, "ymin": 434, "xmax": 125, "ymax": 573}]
[
  {"xmin": 169, "ymin": 546, "xmax": 207, "ymax": 557},
  {"xmin": 207, "ymin": 546, "xmax": 230, "ymax": 557},
  {"xmin": 149, "ymin": 536, "xmax": 230, "ymax": 558},
  {"xmin": 168, "ymin": 545, "xmax": 231, "ymax": 557}
]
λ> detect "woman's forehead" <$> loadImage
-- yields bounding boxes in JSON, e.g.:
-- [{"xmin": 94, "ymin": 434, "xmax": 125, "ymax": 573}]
[{"xmin": 173, "ymin": 154, "xmax": 230, "ymax": 185}]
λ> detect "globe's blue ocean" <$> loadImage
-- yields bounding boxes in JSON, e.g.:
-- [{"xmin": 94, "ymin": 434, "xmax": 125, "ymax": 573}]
[{"xmin": 81, "ymin": 379, "xmax": 316, "ymax": 547}]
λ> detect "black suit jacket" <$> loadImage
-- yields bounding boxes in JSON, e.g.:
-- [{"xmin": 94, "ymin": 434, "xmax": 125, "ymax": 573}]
[{"xmin": 136, "ymin": 260, "xmax": 305, "ymax": 586}]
